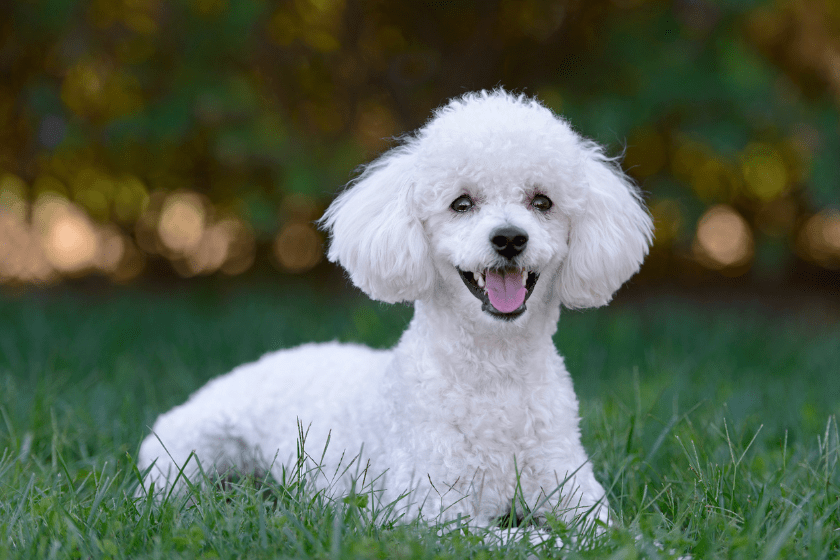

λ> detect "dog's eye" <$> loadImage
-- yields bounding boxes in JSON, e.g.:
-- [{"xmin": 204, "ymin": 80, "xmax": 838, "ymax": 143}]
[
  {"xmin": 450, "ymin": 195, "xmax": 475, "ymax": 213},
  {"xmin": 531, "ymin": 194, "xmax": 553, "ymax": 212}
]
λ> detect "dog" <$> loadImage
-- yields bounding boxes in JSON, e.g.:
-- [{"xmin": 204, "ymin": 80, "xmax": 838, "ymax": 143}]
[{"xmin": 137, "ymin": 89, "xmax": 653, "ymax": 532}]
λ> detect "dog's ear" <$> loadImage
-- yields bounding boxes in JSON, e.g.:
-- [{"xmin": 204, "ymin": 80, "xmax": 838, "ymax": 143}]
[
  {"xmin": 558, "ymin": 143, "xmax": 654, "ymax": 309},
  {"xmin": 320, "ymin": 151, "xmax": 434, "ymax": 303}
]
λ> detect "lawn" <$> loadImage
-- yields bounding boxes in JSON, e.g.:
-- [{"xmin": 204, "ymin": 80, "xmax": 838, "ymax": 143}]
[{"xmin": 1, "ymin": 282, "xmax": 838, "ymax": 559}]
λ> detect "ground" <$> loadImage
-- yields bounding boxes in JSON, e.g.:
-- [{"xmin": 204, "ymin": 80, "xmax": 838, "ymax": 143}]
[{"xmin": 0, "ymin": 280, "xmax": 838, "ymax": 558}]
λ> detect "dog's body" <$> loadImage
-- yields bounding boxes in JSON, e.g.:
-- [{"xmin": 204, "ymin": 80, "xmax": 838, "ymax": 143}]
[{"xmin": 138, "ymin": 90, "xmax": 653, "ymax": 528}]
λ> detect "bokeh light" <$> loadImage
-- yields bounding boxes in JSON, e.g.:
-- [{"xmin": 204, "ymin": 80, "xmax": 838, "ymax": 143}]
[
  {"xmin": 96, "ymin": 224, "xmax": 126, "ymax": 274},
  {"xmin": 157, "ymin": 192, "xmax": 207, "ymax": 256},
  {"xmin": 273, "ymin": 222, "xmax": 322, "ymax": 273},
  {"xmin": 798, "ymin": 210, "xmax": 840, "ymax": 269},
  {"xmin": 185, "ymin": 221, "xmax": 230, "ymax": 276},
  {"xmin": 218, "ymin": 218, "xmax": 256, "ymax": 276},
  {"xmin": 36, "ymin": 195, "xmax": 100, "ymax": 275},
  {"xmin": 693, "ymin": 205, "xmax": 754, "ymax": 272}
]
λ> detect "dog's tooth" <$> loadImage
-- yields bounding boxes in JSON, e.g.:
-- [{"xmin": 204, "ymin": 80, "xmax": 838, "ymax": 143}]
[
  {"xmin": 521, "ymin": 270, "xmax": 527, "ymax": 286},
  {"xmin": 477, "ymin": 272, "xmax": 485, "ymax": 288}
]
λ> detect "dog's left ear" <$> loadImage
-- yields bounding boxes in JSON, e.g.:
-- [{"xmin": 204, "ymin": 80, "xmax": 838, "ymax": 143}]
[
  {"xmin": 558, "ymin": 143, "xmax": 654, "ymax": 309},
  {"xmin": 319, "ymin": 151, "xmax": 434, "ymax": 303}
]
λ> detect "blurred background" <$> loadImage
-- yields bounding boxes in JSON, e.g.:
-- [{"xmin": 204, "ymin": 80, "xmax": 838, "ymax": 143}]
[{"xmin": 1, "ymin": 0, "xmax": 839, "ymax": 292}]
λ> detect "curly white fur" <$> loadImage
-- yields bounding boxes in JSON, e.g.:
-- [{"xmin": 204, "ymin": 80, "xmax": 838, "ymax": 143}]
[{"xmin": 137, "ymin": 90, "xmax": 653, "ymax": 529}]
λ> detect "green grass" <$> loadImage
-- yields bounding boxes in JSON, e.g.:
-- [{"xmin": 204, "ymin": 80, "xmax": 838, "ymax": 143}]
[{"xmin": 1, "ymin": 283, "xmax": 838, "ymax": 558}]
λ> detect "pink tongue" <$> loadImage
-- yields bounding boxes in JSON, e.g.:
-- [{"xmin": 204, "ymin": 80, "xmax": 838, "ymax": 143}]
[{"xmin": 485, "ymin": 270, "xmax": 527, "ymax": 313}]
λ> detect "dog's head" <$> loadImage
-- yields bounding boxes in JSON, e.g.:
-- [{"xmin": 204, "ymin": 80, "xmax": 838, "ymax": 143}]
[{"xmin": 321, "ymin": 90, "xmax": 653, "ymax": 320}]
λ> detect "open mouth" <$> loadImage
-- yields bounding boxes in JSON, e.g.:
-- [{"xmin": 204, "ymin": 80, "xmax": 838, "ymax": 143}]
[{"xmin": 457, "ymin": 268, "xmax": 539, "ymax": 321}]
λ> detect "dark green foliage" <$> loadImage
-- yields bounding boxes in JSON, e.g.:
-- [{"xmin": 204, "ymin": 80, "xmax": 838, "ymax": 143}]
[{"xmin": 3, "ymin": 0, "xmax": 840, "ymax": 285}]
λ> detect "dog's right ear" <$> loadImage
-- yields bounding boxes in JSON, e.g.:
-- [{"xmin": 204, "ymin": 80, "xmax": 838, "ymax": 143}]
[{"xmin": 319, "ymin": 150, "xmax": 434, "ymax": 303}]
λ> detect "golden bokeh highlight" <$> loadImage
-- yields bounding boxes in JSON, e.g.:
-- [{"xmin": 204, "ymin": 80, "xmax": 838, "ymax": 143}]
[
  {"xmin": 273, "ymin": 222, "xmax": 322, "ymax": 273},
  {"xmin": 0, "ymin": 180, "xmax": 154, "ymax": 285},
  {"xmin": 96, "ymin": 224, "xmax": 126, "ymax": 274},
  {"xmin": 148, "ymin": 192, "xmax": 256, "ymax": 277},
  {"xmin": 0, "ymin": 179, "xmax": 151, "ymax": 285},
  {"xmin": 134, "ymin": 190, "xmax": 259, "ymax": 277},
  {"xmin": 1, "ymin": 184, "xmax": 52, "ymax": 285},
  {"xmin": 693, "ymin": 204, "xmax": 754, "ymax": 271},
  {"xmin": 36, "ymin": 195, "xmax": 100, "ymax": 275},
  {"xmin": 158, "ymin": 192, "xmax": 207, "ymax": 255},
  {"xmin": 218, "ymin": 218, "xmax": 256, "ymax": 276},
  {"xmin": 798, "ymin": 210, "xmax": 840, "ymax": 269},
  {"xmin": 183, "ymin": 218, "xmax": 255, "ymax": 277},
  {"xmin": 31, "ymin": 192, "xmax": 70, "ymax": 233},
  {"xmin": 185, "ymin": 221, "xmax": 230, "ymax": 275},
  {"xmin": 0, "ymin": 207, "xmax": 56, "ymax": 285}
]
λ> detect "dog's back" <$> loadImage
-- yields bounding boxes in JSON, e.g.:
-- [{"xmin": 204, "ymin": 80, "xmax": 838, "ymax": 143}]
[{"xmin": 137, "ymin": 341, "xmax": 392, "ymax": 494}]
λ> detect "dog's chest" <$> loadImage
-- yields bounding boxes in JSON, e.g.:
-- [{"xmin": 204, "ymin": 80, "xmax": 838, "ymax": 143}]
[{"xmin": 415, "ymin": 370, "xmax": 561, "ymax": 462}]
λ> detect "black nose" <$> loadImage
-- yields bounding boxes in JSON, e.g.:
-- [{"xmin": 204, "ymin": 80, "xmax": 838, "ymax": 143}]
[{"xmin": 490, "ymin": 226, "xmax": 528, "ymax": 260}]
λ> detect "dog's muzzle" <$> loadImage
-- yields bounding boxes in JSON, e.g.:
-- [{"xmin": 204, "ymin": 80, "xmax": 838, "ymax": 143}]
[{"xmin": 458, "ymin": 268, "xmax": 539, "ymax": 321}]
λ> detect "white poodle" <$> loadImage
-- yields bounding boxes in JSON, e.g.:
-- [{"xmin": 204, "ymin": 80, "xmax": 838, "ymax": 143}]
[{"xmin": 138, "ymin": 90, "xmax": 653, "ymax": 531}]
